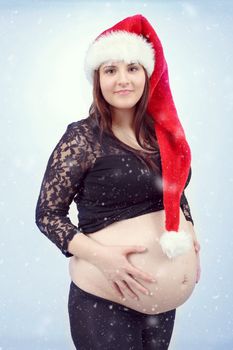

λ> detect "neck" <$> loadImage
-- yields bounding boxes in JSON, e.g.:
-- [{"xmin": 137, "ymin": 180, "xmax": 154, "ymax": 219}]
[{"xmin": 110, "ymin": 107, "xmax": 135, "ymax": 130}]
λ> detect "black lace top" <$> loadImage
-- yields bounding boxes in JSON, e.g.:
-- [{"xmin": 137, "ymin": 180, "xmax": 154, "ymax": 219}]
[{"xmin": 35, "ymin": 115, "xmax": 194, "ymax": 258}]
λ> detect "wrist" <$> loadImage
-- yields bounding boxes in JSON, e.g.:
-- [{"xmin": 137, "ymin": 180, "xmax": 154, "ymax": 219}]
[
  {"xmin": 186, "ymin": 221, "xmax": 200, "ymax": 253},
  {"xmin": 187, "ymin": 221, "xmax": 197, "ymax": 239},
  {"xmin": 67, "ymin": 232, "xmax": 106, "ymax": 264},
  {"xmin": 88, "ymin": 242, "xmax": 107, "ymax": 265}
]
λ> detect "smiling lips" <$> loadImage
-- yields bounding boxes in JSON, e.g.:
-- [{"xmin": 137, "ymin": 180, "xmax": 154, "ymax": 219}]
[{"xmin": 115, "ymin": 90, "xmax": 133, "ymax": 95}]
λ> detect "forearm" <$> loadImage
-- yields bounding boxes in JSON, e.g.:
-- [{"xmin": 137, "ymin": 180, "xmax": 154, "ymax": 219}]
[{"xmin": 67, "ymin": 232, "xmax": 106, "ymax": 264}]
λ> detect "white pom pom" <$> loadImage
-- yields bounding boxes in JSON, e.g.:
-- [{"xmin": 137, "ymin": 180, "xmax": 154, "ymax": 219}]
[{"xmin": 159, "ymin": 230, "xmax": 193, "ymax": 259}]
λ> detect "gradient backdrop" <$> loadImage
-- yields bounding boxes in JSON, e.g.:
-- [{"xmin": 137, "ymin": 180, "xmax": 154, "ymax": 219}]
[{"xmin": 0, "ymin": 1, "xmax": 232, "ymax": 349}]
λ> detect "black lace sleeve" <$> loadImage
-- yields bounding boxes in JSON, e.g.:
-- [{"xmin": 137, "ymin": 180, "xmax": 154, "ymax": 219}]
[
  {"xmin": 180, "ymin": 191, "xmax": 194, "ymax": 226},
  {"xmin": 35, "ymin": 122, "xmax": 93, "ymax": 257}
]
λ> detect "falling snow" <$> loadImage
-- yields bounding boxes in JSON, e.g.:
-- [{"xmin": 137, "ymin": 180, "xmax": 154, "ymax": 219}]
[{"xmin": 1, "ymin": 1, "xmax": 232, "ymax": 349}]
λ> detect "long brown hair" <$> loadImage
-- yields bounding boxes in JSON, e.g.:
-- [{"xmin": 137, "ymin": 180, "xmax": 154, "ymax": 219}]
[{"xmin": 88, "ymin": 66, "xmax": 161, "ymax": 172}]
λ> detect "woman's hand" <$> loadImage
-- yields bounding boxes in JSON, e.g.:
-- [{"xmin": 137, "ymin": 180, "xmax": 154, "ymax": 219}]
[
  {"xmin": 93, "ymin": 245, "xmax": 156, "ymax": 301},
  {"xmin": 193, "ymin": 238, "xmax": 201, "ymax": 254},
  {"xmin": 193, "ymin": 238, "xmax": 201, "ymax": 283},
  {"xmin": 196, "ymin": 251, "xmax": 201, "ymax": 283},
  {"xmin": 187, "ymin": 222, "xmax": 201, "ymax": 284}
]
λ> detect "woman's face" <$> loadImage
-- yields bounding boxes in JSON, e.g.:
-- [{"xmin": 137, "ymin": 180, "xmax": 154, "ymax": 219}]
[{"xmin": 99, "ymin": 60, "xmax": 146, "ymax": 112}]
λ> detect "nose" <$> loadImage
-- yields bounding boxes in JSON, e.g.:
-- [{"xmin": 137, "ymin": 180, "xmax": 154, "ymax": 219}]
[{"xmin": 117, "ymin": 69, "xmax": 130, "ymax": 86}]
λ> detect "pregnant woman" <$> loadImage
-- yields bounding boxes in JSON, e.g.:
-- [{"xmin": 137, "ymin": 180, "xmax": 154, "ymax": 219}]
[{"xmin": 35, "ymin": 14, "xmax": 201, "ymax": 350}]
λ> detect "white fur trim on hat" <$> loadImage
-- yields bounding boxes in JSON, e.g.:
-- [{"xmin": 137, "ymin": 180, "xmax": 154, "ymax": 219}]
[
  {"xmin": 84, "ymin": 30, "xmax": 155, "ymax": 83},
  {"xmin": 159, "ymin": 230, "xmax": 193, "ymax": 259}
]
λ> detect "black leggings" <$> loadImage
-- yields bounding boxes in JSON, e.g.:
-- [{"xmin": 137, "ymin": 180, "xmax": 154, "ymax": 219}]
[{"xmin": 68, "ymin": 281, "xmax": 176, "ymax": 350}]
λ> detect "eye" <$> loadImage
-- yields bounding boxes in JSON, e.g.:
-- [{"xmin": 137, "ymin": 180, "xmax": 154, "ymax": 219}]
[
  {"xmin": 104, "ymin": 68, "xmax": 115, "ymax": 74},
  {"xmin": 129, "ymin": 66, "xmax": 139, "ymax": 72},
  {"xmin": 103, "ymin": 66, "xmax": 139, "ymax": 74}
]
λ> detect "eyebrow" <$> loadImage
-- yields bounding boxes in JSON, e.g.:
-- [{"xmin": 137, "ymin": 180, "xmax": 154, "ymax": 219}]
[{"xmin": 102, "ymin": 62, "xmax": 138, "ymax": 69}]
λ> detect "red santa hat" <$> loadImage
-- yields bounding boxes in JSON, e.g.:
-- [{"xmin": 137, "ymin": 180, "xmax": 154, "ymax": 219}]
[{"xmin": 84, "ymin": 14, "xmax": 193, "ymax": 259}]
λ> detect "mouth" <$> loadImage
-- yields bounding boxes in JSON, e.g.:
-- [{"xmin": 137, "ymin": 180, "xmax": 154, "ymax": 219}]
[{"xmin": 114, "ymin": 90, "xmax": 133, "ymax": 95}]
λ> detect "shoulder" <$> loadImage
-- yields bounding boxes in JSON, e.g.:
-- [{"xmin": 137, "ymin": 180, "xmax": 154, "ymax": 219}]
[
  {"xmin": 66, "ymin": 115, "xmax": 98, "ymax": 136},
  {"xmin": 64, "ymin": 115, "xmax": 99, "ymax": 150},
  {"xmin": 67, "ymin": 116, "xmax": 89, "ymax": 131}
]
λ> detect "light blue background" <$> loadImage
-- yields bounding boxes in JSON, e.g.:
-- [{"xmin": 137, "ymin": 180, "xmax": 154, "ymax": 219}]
[{"xmin": 1, "ymin": 1, "xmax": 232, "ymax": 349}]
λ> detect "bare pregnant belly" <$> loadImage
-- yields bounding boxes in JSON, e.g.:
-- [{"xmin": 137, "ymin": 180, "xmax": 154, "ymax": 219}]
[{"xmin": 69, "ymin": 209, "xmax": 197, "ymax": 315}]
